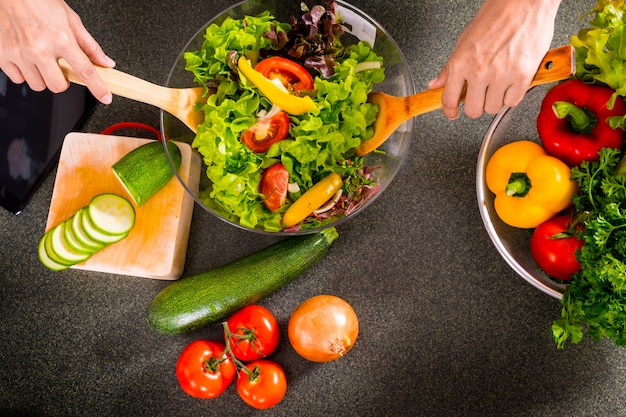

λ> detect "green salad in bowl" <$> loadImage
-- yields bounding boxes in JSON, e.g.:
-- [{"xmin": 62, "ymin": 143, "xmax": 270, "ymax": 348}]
[{"xmin": 161, "ymin": 0, "xmax": 414, "ymax": 234}]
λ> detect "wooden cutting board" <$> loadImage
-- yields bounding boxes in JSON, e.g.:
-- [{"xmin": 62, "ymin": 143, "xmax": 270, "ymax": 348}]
[{"xmin": 46, "ymin": 132, "xmax": 200, "ymax": 279}]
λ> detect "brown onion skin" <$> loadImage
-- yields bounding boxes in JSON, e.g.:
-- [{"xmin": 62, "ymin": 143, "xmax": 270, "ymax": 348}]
[{"xmin": 287, "ymin": 295, "xmax": 359, "ymax": 362}]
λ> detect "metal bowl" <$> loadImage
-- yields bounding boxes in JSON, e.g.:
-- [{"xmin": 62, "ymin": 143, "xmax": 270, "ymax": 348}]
[
  {"xmin": 160, "ymin": 0, "xmax": 415, "ymax": 235},
  {"xmin": 476, "ymin": 84, "xmax": 566, "ymax": 299}
]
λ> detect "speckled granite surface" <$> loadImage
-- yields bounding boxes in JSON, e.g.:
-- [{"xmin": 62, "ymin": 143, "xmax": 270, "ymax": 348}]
[{"xmin": 2, "ymin": 1, "xmax": 625, "ymax": 416}]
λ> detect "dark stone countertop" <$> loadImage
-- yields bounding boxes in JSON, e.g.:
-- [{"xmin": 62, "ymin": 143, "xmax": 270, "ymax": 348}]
[{"xmin": 3, "ymin": 1, "xmax": 625, "ymax": 416}]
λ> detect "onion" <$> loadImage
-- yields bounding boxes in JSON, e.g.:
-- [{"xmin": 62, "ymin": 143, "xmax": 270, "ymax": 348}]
[{"xmin": 287, "ymin": 295, "xmax": 359, "ymax": 362}]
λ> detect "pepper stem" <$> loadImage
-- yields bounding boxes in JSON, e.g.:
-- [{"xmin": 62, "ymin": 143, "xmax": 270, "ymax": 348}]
[
  {"xmin": 505, "ymin": 172, "xmax": 531, "ymax": 197},
  {"xmin": 552, "ymin": 101, "xmax": 598, "ymax": 135}
]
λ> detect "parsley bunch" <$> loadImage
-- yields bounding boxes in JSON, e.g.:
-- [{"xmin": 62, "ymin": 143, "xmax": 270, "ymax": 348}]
[{"xmin": 552, "ymin": 148, "xmax": 626, "ymax": 348}]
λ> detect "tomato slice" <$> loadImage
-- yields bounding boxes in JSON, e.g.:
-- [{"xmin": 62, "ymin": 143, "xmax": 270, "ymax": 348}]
[
  {"xmin": 241, "ymin": 111, "xmax": 290, "ymax": 153},
  {"xmin": 259, "ymin": 163, "xmax": 289, "ymax": 212},
  {"xmin": 255, "ymin": 56, "xmax": 314, "ymax": 92}
]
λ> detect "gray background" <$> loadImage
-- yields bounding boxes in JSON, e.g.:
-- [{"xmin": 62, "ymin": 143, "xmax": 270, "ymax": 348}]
[{"xmin": 2, "ymin": 1, "xmax": 621, "ymax": 416}]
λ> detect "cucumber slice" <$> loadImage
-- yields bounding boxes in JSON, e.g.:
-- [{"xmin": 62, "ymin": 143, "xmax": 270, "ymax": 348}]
[
  {"xmin": 49, "ymin": 222, "xmax": 92, "ymax": 264},
  {"xmin": 71, "ymin": 208, "xmax": 105, "ymax": 252},
  {"xmin": 86, "ymin": 193, "xmax": 135, "ymax": 236},
  {"xmin": 112, "ymin": 141, "xmax": 182, "ymax": 206},
  {"xmin": 38, "ymin": 233, "xmax": 69, "ymax": 272}
]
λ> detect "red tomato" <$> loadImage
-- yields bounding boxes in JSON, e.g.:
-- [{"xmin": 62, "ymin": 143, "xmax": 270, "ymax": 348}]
[
  {"xmin": 259, "ymin": 163, "xmax": 289, "ymax": 212},
  {"xmin": 530, "ymin": 215, "xmax": 584, "ymax": 281},
  {"xmin": 241, "ymin": 111, "xmax": 290, "ymax": 153},
  {"xmin": 225, "ymin": 305, "xmax": 280, "ymax": 362},
  {"xmin": 175, "ymin": 340, "xmax": 237, "ymax": 399},
  {"xmin": 255, "ymin": 56, "xmax": 314, "ymax": 91},
  {"xmin": 236, "ymin": 360, "xmax": 287, "ymax": 410}
]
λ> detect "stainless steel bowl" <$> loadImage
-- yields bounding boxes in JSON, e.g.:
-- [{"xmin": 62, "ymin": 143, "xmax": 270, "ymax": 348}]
[
  {"xmin": 476, "ymin": 84, "xmax": 566, "ymax": 299},
  {"xmin": 160, "ymin": 0, "xmax": 415, "ymax": 235}
]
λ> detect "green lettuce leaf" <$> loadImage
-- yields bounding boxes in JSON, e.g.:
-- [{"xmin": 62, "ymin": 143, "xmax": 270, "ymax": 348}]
[{"xmin": 183, "ymin": 10, "xmax": 385, "ymax": 231}]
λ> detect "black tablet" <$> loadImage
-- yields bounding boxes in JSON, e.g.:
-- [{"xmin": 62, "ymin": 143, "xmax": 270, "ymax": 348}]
[{"xmin": 0, "ymin": 71, "xmax": 96, "ymax": 214}]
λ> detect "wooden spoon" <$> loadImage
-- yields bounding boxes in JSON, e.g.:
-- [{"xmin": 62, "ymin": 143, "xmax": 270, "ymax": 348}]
[
  {"xmin": 58, "ymin": 59, "xmax": 205, "ymax": 133},
  {"xmin": 356, "ymin": 45, "xmax": 575, "ymax": 156}
]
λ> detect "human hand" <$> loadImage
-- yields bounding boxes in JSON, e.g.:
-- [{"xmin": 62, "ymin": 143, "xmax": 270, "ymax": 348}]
[
  {"xmin": 0, "ymin": 0, "xmax": 114, "ymax": 103},
  {"xmin": 429, "ymin": 0, "xmax": 562, "ymax": 119}
]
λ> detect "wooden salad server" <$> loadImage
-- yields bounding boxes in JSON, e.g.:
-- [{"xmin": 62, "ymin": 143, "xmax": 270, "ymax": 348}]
[
  {"xmin": 356, "ymin": 45, "xmax": 575, "ymax": 156},
  {"xmin": 58, "ymin": 59, "xmax": 205, "ymax": 133}
]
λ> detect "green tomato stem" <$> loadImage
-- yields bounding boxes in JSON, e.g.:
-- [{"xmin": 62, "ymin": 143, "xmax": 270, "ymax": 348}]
[{"xmin": 221, "ymin": 321, "xmax": 253, "ymax": 376}]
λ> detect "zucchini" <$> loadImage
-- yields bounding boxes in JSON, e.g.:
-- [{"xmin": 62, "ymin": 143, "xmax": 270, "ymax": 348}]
[
  {"xmin": 80, "ymin": 207, "xmax": 127, "ymax": 245},
  {"xmin": 146, "ymin": 227, "xmax": 339, "ymax": 334},
  {"xmin": 112, "ymin": 140, "xmax": 182, "ymax": 206},
  {"xmin": 86, "ymin": 194, "xmax": 135, "ymax": 236},
  {"xmin": 38, "ymin": 193, "xmax": 135, "ymax": 271},
  {"xmin": 38, "ymin": 233, "xmax": 70, "ymax": 271},
  {"xmin": 49, "ymin": 222, "xmax": 91, "ymax": 264},
  {"xmin": 70, "ymin": 209, "xmax": 105, "ymax": 252}
]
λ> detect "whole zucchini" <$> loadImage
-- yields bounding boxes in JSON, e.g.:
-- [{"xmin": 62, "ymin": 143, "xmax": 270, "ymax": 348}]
[{"xmin": 146, "ymin": 227, "xmax": 339, "ymax": 334}]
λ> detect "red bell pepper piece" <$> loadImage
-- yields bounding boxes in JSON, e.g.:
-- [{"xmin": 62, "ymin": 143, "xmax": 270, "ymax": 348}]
[{"xmin": 537, "ymin": 79, "xmax": 626, "ymax": 167}]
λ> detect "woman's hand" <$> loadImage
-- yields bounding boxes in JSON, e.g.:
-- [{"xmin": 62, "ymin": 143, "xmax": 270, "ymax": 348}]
[
  {"xmin": 429, "ymin": 0, "xmax": 562, "ymax": 119},
  {"xmin": 0, "ymin": 0, "xmax": 114, "ymax": 103}
]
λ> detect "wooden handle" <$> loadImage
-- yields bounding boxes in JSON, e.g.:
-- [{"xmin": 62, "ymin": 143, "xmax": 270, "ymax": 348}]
[
  {"xmin": 356, "ymin": 46, "xmax": 575, "ymax": 156},
  {"xmin": 530, "ymin": 45, "xmax": 575, "ymax": 87},
  {"xmin": 406, "ymin": 45, "xmax": 575, "ymax": 117},
  {"xmin": 58, "ymin": 59, "xmax": 178, "ymax": 112}
]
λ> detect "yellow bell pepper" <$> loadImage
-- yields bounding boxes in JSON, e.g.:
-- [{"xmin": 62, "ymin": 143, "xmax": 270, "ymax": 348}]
[
  {"xmin": 485, "ymin": 140, "xmax": 578, "ymax": 229},
  {"xmin": 237, "ymin": 57, "xmax": 316, "ymax": 115},
  {"xmin": 283, "ymin": 173, "xmax": 343, "ymax": 227}
]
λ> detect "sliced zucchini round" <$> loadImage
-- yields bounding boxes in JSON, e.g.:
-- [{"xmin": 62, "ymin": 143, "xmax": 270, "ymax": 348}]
[
  {"xmin": 86, "ymin": 193, "xmax": 135, "ymax": 236},
  {"xmin": 49, "ymin": 222, "xmax": 92, "ymax": 264},
  {"xmin": 43, "ymin": 228, "xmax": 74, "ymax": 267},
  {"xmin": 39, "ymin": 193, "xmax": 135, "ymax": 271},
  {"xmin": 63, "ymin": 215, "xmax": 97, "ymax": 255},
  {"xmin": 38, "ymin": 234, "xmax": 70, "ymax": 272},
  {"xmin": 81, "ymin": 208, "xmax": 127, "ymax": 245},
  {"xmin": 70, "ymin": 208, "xmax": 105, "ymax": 252}
]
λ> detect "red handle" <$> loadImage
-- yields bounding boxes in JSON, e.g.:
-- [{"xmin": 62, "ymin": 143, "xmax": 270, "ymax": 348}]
[{"xmin": 99, "ymin": 122, "xmax": 162, "ymax": 141}]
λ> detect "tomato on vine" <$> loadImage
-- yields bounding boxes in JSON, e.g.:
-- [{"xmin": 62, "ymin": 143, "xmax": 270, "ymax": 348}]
[
  {"xmin": 224, "ymin": 305, "xmax": 280, "ymax": 361},
  {"xmin": 175, "ymin": 340, "xmax": 236, "ymax": 399},
  {"xmin": 236, "ymin": 360, "xmax": 287, "ymax": 409}
]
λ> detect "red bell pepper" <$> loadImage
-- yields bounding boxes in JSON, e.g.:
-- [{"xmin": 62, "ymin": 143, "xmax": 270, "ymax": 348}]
[{"xmin": 537, "ymin": 79, "xmax": 626, "ymax": 167}]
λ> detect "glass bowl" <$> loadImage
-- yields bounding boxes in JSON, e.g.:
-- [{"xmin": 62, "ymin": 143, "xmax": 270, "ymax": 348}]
[
  {"xmin": 160, "ymin": 0, "xmax": 415, "ymax": 235},
  {"xmin": 476, "ymin": 84, "xmax": 566, "ymax": 299}
]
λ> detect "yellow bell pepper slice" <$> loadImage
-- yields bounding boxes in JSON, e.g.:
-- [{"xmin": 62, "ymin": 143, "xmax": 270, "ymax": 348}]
[
  {"xmin": 283, "ymin": 173, "xmax": 343, "ymax": 227},
  {"xmin": 485, "ymin": 140, "xmax": 578, "ymax": 229},
  {"xmin": 237, "ymin": 56, "xmax": 316, "ymax": 115}
]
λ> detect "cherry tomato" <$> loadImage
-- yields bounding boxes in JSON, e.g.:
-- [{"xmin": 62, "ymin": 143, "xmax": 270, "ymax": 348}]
[
  {"xmin": 255, "ymin": 56, "xmax": 314, "ymax": 91},
  {"xmin": 225, "ymin": 305, "xmax": 280, "ymax": 361},
  {"xmin": 236, "ymin": 360, "xmax": 287, "ymax": 410},
  {"xmin": 288, "ymin": 295, "xmax": 359, "ymax": 362},
  {"xmin": 175, "ymin": 340, "xmax": 236, "ymax": 399},
  {"xmin": 241, "ymin": 111, "xmax": 290, "ymax": 153},
  {"xmin": 530, "ymin": 214, "xmax": 584, "ymax": 281},
  {"xmin": 259, "ymin": 163, "xmax": 289, "ymax": 212}
]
